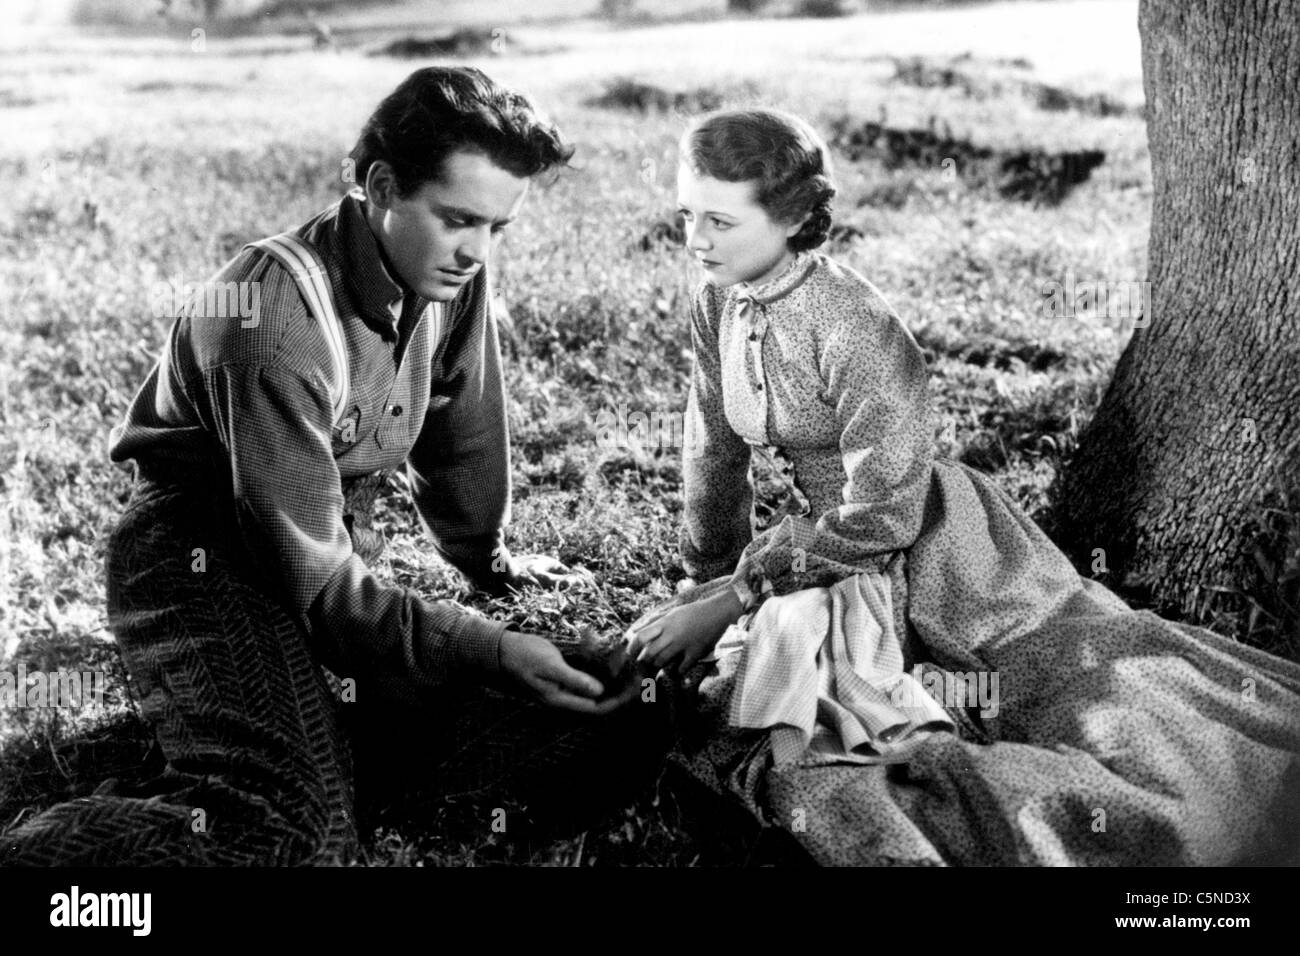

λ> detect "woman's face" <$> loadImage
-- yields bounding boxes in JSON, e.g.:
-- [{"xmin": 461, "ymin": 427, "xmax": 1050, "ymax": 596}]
[{"xmin": 676, "ymin": 165, "xmax": 804, "ymax": 288}]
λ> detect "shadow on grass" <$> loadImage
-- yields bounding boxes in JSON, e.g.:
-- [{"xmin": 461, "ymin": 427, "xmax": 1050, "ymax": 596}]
[
  {"xmin": 1, "ymin": 712, "xmax": 809, "ymax": 867},
  {"xmin": 355, "ymin": 761, "xmax": 816, "ymax": 867},
  {"xmin": 0, "ymin": 712, "xmax": 160, "ymax": 837}
]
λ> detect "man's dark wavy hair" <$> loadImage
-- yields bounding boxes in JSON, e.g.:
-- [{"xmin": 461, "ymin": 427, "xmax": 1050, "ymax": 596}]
[
  {"xmin": 680, "ymin": 109, "xmax": 836, "ymax": 252},
  {"xmin": 349, "ymin": 66, "xmax": 574, "ymax": 195}
]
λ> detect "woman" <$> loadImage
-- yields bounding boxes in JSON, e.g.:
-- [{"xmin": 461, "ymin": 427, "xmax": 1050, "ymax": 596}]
[{"xmin": 628, "ymin": 108, "xmax": 1300, "ymax": 865}]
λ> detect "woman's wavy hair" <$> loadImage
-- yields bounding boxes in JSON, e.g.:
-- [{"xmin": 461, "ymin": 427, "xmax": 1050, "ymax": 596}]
[
  {"xmin": 350, "ymin": 66, "xmax": 574, "ymax": 196},
  {"xmin": 679, "ymin": 109, "xmax": 836, "ymax": 252}
]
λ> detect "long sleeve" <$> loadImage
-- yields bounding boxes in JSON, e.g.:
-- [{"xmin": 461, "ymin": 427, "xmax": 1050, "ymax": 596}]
[
  {"xmin": 207, "ymin": 360, "xmax": 504, "ymax": 705},
  {"xmin": 110, "ymin": 195, "xmax": 513, "ymax": 704},
  {"xmin": 730, "ymin": 301, "xmax": 935, "ymax": 599},
  {"xmin": 406, "ymin": 271, "xmax": 513, "ymax": 594},
  {"xmin": 679, "ymin": 285, "xmax": 755, "ymax": 581}
]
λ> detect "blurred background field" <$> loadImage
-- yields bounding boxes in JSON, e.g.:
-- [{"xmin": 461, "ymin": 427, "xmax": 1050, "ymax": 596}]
[{"xmin": 1, "ymin": 0, "xmax": 1155, "ymax": 864}]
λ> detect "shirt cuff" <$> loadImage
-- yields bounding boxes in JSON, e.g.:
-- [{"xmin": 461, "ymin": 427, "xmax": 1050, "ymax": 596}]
[
  {"xmin": 448, "ymin": 611, "xmax": 507, "ymax": 675},
  {"xmin": 728, "ymin": 553, "xmax": 767, "ymax": 613}
]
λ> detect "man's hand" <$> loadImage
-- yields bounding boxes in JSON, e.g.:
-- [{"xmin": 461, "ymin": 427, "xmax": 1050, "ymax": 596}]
[
  {"xmin": 627, "ymin": 587, "xmax": 744, "ymax": 676},
  {"xmin": 505, "ymin": 553, "xmax": 593, "ymax": 590},
  {"xmin": 499, "ymin": 630, "xmax": 632, "ymax": 714}
]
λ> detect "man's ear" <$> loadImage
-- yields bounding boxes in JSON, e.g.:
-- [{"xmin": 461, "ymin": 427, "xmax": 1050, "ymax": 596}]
[{"xmin": 364, "ymin": 160, "xmax": 397, "ymax": 210}]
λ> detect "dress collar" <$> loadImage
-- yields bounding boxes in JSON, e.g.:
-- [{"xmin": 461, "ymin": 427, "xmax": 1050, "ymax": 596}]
[{"xmin": 734, "ymin": 250, "xmax": 816, "ymax": 308}]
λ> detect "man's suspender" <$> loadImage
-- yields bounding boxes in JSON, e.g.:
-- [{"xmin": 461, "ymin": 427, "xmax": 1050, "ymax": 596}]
[{"xmin": 244, "ymin": 233, "xmax": 350, "ymax": 426}]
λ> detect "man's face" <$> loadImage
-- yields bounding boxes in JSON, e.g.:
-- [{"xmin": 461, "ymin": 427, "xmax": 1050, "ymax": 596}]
[{"xmin": 365, "ymin": 149, "xmax": 530, "ymax": 302}]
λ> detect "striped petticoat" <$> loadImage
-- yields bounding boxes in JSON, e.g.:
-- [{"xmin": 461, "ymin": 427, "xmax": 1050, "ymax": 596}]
[{"xmin": 715, "ymin": 571, "xmax": 956, "ymax": 767}]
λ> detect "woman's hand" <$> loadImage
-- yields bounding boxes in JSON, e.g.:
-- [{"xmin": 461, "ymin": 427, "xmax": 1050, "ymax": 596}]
[
  {"xmin": 498, "ymin": 630, "xmax": 634, "ymax": 714},
  {"xmin": 627, "ymin": 587, "xmax": 744, "ymax": 676}
]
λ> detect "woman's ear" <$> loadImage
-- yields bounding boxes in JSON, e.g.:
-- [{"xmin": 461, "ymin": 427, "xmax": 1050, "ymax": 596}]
[
  {"xmin": 784, "ymin": 211, "xmax": 811, "ymax": 239},
  {"xmin": 364, "ymin": 160, "xmax": 397, "ymax": 210}
]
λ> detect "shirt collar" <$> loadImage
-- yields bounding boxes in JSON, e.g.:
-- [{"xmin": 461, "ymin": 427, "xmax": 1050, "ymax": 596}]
[
  {"xmin": 336, "ymin": 189, "xmax": 424, "ymax": 336},
  {"xmin": 735, "ymin": 250, "xmax": 816, "ymax": 308}
]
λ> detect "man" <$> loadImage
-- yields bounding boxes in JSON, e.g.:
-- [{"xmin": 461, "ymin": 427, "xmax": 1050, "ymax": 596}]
[{"xmin": 1, "ymin": 67, "xmax": 659, "ymax": 866}]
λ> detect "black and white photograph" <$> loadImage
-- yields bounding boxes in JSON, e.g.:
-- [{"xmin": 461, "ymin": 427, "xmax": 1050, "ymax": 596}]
[{"xmin": 0, "ymin": 0, "xmax": 1296, "ymax": 910}]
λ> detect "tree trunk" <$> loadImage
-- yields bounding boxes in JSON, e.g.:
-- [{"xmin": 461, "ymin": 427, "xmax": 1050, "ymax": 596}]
[{"xmin": 1053, "ymin": 0, "xmax": 1300, "ymax": 649}]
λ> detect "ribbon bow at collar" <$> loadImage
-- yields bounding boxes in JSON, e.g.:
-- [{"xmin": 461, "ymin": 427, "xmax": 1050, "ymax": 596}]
[{"xmin": 732, "ymin": 251, "xmax": 815, "ymax": 317}]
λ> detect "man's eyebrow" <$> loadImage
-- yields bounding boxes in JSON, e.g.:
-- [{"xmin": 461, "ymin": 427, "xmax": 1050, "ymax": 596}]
[{"xmin": 437, "ymin": 203, "xmax": 515, "ymax": 226}]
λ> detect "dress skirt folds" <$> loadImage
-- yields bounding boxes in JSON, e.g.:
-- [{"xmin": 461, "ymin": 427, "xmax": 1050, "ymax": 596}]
[
  {"xmin": 664, "ymin": 249, "xmax": 1300, "ymax": 866},
  {"xmin": 642, "ymin": 458, "xmax": 1300, "ymax": 867}
]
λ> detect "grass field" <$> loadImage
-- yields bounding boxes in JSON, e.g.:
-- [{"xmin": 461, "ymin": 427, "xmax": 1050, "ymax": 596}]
[{"xmin": 0, "ymin": 0, "xmax": 1165, "ymax": 864}]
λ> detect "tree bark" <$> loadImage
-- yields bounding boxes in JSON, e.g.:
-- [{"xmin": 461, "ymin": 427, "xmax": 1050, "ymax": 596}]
[{"xmin": 1053, "ymin": 0, "xmax": 1300, "ymax": 645}]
